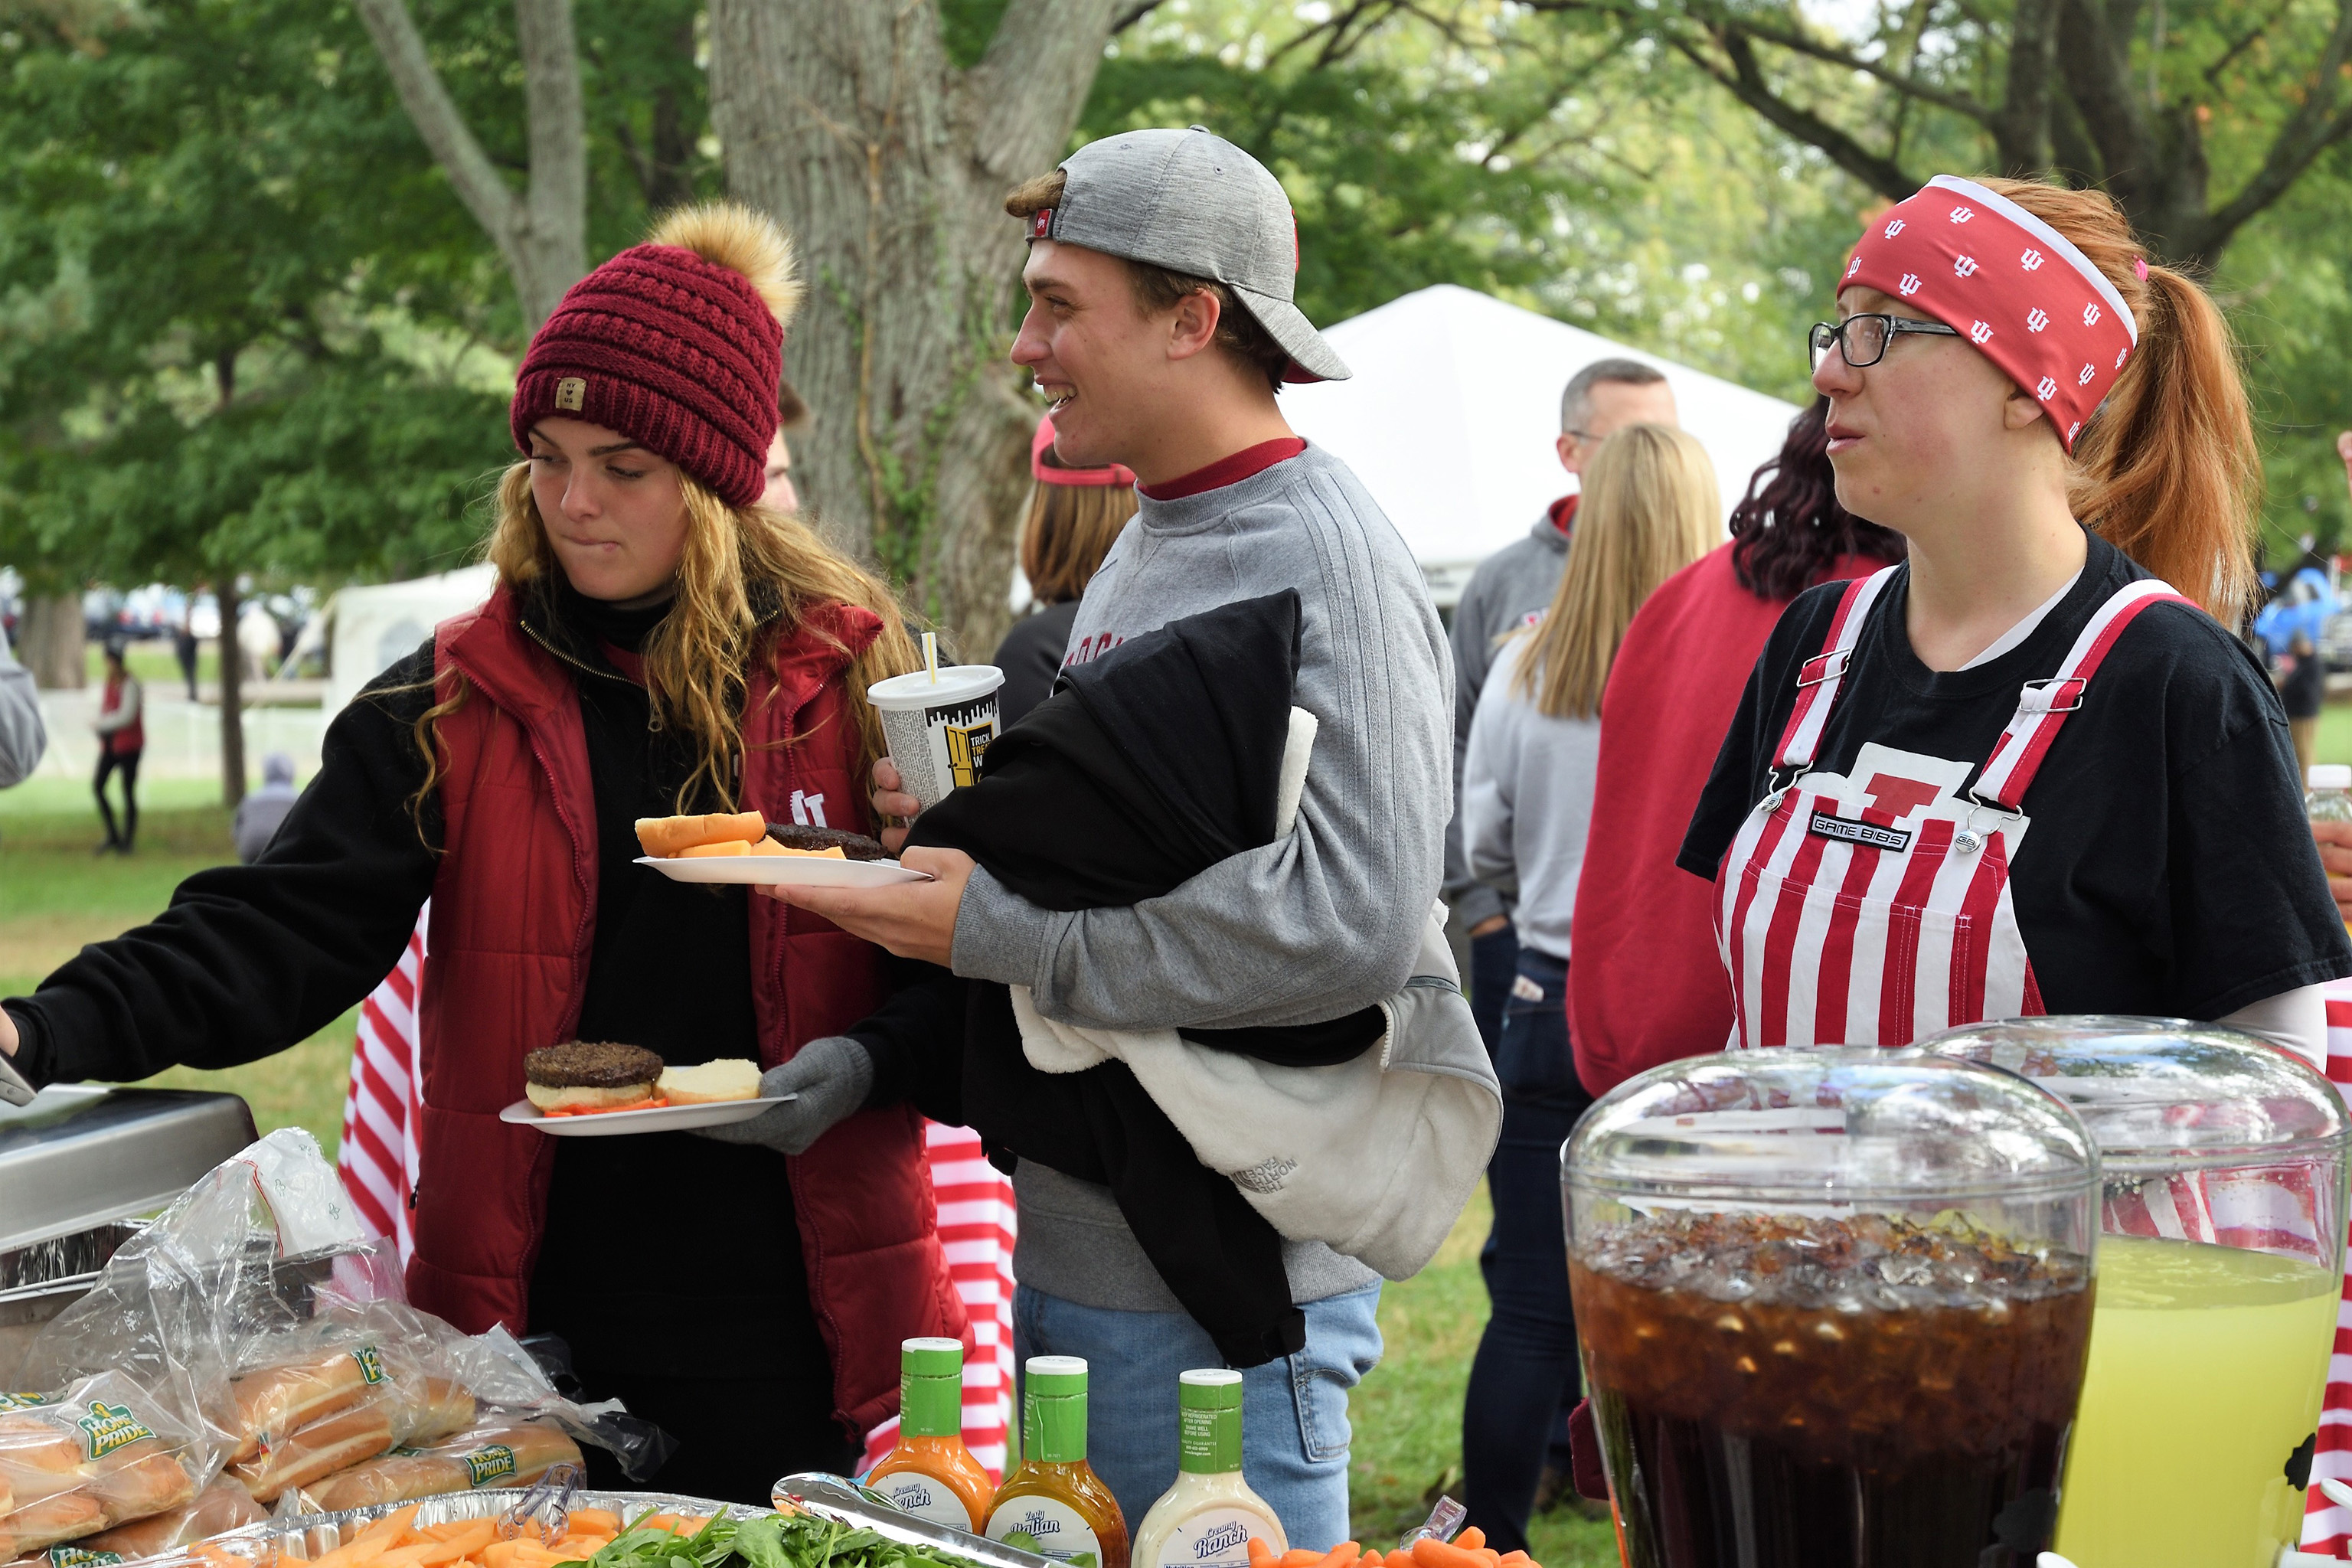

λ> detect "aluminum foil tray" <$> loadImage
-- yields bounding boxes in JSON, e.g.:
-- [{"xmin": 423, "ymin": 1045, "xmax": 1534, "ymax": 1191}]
[
  {"xmin": 771, "ymin": 1473, "xmax": 1053, "ymax": 1568},
  {"xmin": 147, "ymin": 1488, "xmax": 766, "ymax": 1568}
]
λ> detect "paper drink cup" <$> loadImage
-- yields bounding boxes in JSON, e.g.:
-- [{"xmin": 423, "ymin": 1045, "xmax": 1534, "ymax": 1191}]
[{"xmin": 868, "ymin": 665, "xmax": 1005, "ymax": 810}]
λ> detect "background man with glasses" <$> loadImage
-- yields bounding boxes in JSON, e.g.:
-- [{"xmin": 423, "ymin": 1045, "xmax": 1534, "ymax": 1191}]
[{"xmin": 1446, "ymin": 356, "xmax": 1678, "ymax": 1039}]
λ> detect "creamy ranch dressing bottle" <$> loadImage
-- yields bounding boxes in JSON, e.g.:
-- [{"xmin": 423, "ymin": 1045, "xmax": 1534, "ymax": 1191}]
[{"xmin": 1130, "ymin": 1370, "xmax": 1285, "ymax": 1568}]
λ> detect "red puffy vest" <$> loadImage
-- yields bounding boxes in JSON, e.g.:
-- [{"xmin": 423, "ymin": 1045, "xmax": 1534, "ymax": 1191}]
[{"xmin": 403, "ymin": 581, "xmax": 964, "ymax": 1434}]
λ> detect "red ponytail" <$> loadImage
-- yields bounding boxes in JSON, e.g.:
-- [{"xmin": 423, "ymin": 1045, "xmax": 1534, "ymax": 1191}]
[{"xmin": 1975, "ymin": 180, "xmax": 2261, "ymax": 623}]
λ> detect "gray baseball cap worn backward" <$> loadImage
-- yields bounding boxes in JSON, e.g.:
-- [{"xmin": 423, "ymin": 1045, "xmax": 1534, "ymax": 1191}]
[{"xmin": 1029, "ymin": 126, "xmax": 1351, "ymax": 384}]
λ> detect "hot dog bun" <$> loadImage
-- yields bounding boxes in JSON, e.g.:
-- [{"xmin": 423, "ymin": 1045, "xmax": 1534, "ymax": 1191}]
[
  {"xmin": 657, "ymin": 1060, "xmax": 761, "ymax": 1105},
  {"xmin": 89, "ymin": 1451, "xmax": 197, "ymax": 1526},
  {"xmin": 304, "ymin": 1420, "xmax": 582, "ymax": 1513},
  {"xmin": 81, "ymin": 1479, "xmax": 263, "ymax": 1557},
  {"xmin": 229, "ymin": 1349, "xmax": 371, "ymax": 1462},
  {"xmin": 1, "ymin": 1488, "xmax": 106, "ymax": 1553},
  {"xmin": 635, "ymin": 811, "xmax": 766, "ymax": 858},
  {"xmin": 227, "ymin": 1401, "xmax": 395, "ymax": 1502}
]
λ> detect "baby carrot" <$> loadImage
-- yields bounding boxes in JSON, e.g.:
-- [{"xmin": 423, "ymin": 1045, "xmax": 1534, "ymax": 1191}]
[
  {"xmin": 1328, "ymin": 1544, "xmax": 1363, "ymax": 1568},
  {"xmin": 566, "ymin": 1512, "xmax": 622, "ymax": 1537},
  {"xmin": 1453, "ymin": 1530, "xmax": 1485, "ymax": 1552},
  {"xmin": 1410, "ymin": 1538, "xmax": 1486, "ymax": 1568},
  {"xmin": 1281, "ymin": 1551, "xmax": 1324, "ymax": 1567}
]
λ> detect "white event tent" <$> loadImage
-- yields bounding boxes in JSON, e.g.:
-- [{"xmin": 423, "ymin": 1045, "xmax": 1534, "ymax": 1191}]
[
  {"xmin": 1281, "ymin": 284, "xmax": 1806, "ymax": 607},
  {"xmin": 316, "ymin": 564, "xmax": 498, "ymax": 713}
]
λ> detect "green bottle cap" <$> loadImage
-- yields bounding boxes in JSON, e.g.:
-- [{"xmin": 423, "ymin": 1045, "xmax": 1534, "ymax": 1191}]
[
  {"xmin": 1023, "ymin": 1356, "xmax": 1089, "ymax": 1464},
  {"xmin": 900, "ymin": 1338, "xmax": 965, "ymax": 1439},
  {"xmin": 1177, "ymin": 1369, "xmax": 1243, "ymax": 1474}
]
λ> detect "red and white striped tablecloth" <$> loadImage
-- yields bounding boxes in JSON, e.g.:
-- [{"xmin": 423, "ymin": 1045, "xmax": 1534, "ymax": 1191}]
[
  {"xmin": 332, "ymin": 913, "xmax": 1019, "ymax": 1481},
  {"xmin": 2301, "ymin": 982, "xmax": 2352, "ymax": 1555}
]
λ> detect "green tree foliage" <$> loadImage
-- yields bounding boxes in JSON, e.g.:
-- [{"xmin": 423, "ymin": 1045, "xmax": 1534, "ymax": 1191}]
[{"xmin": 0, "ymin": 0, "xmax": 514, "ymax": 597}]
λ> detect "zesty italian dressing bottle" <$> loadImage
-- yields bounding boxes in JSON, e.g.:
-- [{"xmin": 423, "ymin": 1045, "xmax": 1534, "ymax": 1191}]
[
  {"xmin": 1131, "ymin": 1370, "xmax": 1285, "ymax": 1568},
  {"xmin": 985, "ymin": 1356, "xmax": 1129, "ymax": 1568},
  {"xmin": 866, "ymin": 1338, "xmax": 995, "ymax": 1530}
]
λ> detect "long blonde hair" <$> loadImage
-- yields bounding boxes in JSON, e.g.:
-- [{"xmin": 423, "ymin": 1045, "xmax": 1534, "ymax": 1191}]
[
  {"xmin": 409, "ymin": 201, "xmax": 918, "ymax": 819},
  {"xmin": 1511, "ymin": 423, "xmax": 1720, "ymax": 719}
]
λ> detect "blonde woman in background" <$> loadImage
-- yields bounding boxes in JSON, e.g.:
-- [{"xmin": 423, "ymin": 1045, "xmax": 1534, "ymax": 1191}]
[
  {"xmin": 993, "ymin": 412, "xmax": 1139, "ymax": 724},
  {"xmin": 1455, "ymin": 423, "xmax": 1720, "ymax": 1550}
]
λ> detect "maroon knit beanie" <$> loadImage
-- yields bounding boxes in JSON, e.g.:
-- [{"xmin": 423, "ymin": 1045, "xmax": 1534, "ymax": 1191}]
[{"xmin": 510, "ymin": 243, "xmax": 781, "ymax": 507}]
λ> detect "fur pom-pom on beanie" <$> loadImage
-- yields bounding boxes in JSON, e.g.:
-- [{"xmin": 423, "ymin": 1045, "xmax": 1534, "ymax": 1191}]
[{"xmin": 510, "ymin": 202, "xmax": 803, "ymax": 507}]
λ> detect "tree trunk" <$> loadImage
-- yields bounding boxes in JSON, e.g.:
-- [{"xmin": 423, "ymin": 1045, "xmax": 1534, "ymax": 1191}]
[
  {"xmin": 707, "ymin": 0, "xmax": 1123, "ymax": 661},
  {"xmin": 18, "ymin": 595, "xmax": 86, "ymax": 690},
  {"xmin": 217, "ymin": 575, "xmax": 247, "ymax": 808}
]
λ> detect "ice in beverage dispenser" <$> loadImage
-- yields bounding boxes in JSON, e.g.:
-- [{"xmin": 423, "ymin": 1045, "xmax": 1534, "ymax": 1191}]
[{"xmin": 1563, "ymin": 1048, "xmax": 2100, "ymax": 1568}]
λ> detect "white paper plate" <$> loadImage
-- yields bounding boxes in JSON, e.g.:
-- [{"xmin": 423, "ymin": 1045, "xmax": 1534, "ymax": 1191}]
[
  {"xmin": 635, "ymin": 854, "xmax": 930, "ymax": 887},
  {"xmin": 498, "ymin": 1094, "xmax": 795, "ymax": 1136}
]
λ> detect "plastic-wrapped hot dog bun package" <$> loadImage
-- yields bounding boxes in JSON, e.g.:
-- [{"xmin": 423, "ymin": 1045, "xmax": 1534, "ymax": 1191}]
[{"xmin": 2, "ymin": 1129, "xmax": 667, "ymax": 1559}]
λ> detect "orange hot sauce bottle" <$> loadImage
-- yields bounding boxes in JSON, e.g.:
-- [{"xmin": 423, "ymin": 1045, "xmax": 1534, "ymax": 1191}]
[
  {"xmin": 985, "ymin": 1356, "xmax": 1129, "ymax": 1568},
  {"xmin": 866, "ymin": 1338, "xmax": 996, "ymax": 1532}
]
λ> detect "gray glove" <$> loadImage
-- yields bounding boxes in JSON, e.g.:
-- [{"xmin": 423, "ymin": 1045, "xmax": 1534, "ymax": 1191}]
[{"xmin": 692, "ymin": 1035, "xmax": 875, "ymax": 1155}]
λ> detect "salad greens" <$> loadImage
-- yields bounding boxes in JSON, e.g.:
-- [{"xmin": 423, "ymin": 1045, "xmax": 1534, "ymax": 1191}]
[{"xmin": 564, "ymin": 1508, "xmax": 989, "ymax": 1568}]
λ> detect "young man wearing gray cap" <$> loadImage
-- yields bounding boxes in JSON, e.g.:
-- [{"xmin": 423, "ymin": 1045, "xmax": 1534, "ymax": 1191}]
[{"xmin": 778, "ymin": 127, "xmax": 1452, "ymax": 1544}]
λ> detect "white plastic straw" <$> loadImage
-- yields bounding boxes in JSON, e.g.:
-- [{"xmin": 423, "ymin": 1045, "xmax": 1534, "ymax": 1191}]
[
  {"xmin": 2324, "ymin": 1476, "xmax": 2352, "ymax": 1511},
  {"xmin": 923, "ymin": 631, "xmax": 939, "ymax": 685}
]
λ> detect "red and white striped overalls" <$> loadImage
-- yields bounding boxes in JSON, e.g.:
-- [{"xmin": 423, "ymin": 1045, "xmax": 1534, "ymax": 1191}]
[{"xmin": 1715, "ymin": 566, "xmax": 2191, "ymax": 1050}]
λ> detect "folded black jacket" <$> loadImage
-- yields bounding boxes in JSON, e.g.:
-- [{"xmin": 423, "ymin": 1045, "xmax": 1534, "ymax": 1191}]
[{"xmin": 908, "ymin": 590, "xmax": 1381, "ymax": 1366}]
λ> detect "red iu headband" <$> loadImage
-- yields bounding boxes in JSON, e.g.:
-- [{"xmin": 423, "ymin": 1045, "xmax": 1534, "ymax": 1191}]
[
  {"xmin": 1031, "ymin": 413, "xmax": 1136, "ymax": 488},
  {"xmin": 1842, "ymin": 175, "xmax": 2137, "ymax": 452}
]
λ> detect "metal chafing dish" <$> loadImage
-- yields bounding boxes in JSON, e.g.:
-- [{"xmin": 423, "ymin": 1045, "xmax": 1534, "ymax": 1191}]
[{"xmin": 0, "ymin": 1083, "xmax": 258, "ymax": 1383}]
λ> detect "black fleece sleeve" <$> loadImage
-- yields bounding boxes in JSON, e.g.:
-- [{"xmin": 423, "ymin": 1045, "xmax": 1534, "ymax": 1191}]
[
  {"xmin": 850, "ymin": 961, "xmax": 969, "ymax": 1127},
  {"xmin": 3, "ymin": 645, "xmax": 443, "ymax": 1088}
]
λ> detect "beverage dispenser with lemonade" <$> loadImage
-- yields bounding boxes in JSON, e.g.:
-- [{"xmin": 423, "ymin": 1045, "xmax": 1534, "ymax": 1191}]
[
  {"xmin": 1922, "ymin": 1017, "xmax": 2350, "ymax": 1568},
  {"xmin": 1564, "ymin": 1048, "xmax": 2101, "ymax": 1567}
]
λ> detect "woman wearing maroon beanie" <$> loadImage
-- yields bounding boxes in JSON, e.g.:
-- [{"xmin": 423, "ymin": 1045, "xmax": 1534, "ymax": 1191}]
[{"xmin": 0, "ymin": 204, "xmax": 965, "ymax": 1501}]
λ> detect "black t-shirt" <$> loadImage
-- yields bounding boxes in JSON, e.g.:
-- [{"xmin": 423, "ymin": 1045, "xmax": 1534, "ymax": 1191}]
[{"xmin": 1678, "ymin": 530, "xmax": 2351, "ymax": 1020}]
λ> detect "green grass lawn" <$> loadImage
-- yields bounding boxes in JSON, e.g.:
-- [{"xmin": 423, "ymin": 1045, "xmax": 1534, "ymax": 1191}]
[{"xmin": 0, "ymin": 785, "xmax": 354, "ymax": 1150}]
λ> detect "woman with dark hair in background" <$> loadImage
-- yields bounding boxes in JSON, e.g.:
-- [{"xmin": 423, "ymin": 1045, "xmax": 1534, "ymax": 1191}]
[
  {"xmin": 1565, "ymin": 398, "xmax": 1906, "ymax": 1094},
  {"xmin": 993, "ymin": 413, "xmax": 1138, "ymax": 724},
  {"xmin": 91, "ymin": 642, "xmax": 144, "ymax": 854}
]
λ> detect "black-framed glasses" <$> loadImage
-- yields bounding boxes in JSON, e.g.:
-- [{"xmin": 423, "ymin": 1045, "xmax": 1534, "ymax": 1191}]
[{"xmin": 1809, "ymin": 314, "xmax": 1963, "ymax": 372}]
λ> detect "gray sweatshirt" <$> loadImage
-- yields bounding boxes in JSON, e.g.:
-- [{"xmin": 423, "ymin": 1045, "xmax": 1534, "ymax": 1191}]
[
  {"xmin": 1462, "ymin": 635, "xmax": 1600, "ymax": 962},
  {"xmin": 1445, "ymin": 511, "xmax": 1570, "ymax": 929},
  {"xmin": 0, "ymin": 624, "xmax": 47, "ymax": 789},
  {"xmin": 952, "ymin": 440, "xmax": 1453, "ymax": 1312}
]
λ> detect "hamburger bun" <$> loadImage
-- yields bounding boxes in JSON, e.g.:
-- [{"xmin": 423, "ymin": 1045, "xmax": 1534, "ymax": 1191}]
[
  {"xmin": 635, "ymin": 811, "xmax": 766, "ymax": 858},
  {"xmin": 523, "ymin": 1041, "xmax": 662, "ymax": 1112},
  {"xmin": 658, "ymin": 1060, "xmax": 763, "ymax": 1105},
  {"xmin": 678, "ymin": 839, "xmax": 758, "ymax": 858}
]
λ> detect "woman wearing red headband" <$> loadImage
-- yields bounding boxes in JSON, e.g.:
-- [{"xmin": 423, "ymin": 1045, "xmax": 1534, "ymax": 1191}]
[{"xmin": 1680, "ymin": 176, "xmax": 2349, "ymax": 1056}]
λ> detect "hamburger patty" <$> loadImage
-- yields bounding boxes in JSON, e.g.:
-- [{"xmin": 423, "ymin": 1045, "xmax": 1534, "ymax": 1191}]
[
  {"xmin": 766, "ymin": 822, "xmax": 888, "ymax": 861},
  {"xmin": 524, "ymin": 1040, "xmax": 664, "ymax": 1089}
]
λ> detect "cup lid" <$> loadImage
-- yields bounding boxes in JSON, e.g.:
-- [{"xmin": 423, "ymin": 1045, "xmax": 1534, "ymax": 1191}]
[
  {"xmin": 1919, "ymin": 1015, "xmax": 2350, "ymax": 1174},
  {"xmin": 867, "ymin": 665, "xmax": 1004, "ymax": 708},
  {"xmin": 1566, "ymin": 1047, "xmax": 2097, "ymax": 1203}
]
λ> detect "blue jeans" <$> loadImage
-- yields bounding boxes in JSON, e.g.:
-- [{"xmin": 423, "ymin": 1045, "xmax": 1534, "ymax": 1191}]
[
  {"xmin": 1468, "ymin": 921, "xmax": 1520, "ymax": 1056},
  {"xmin": 1461, "ymin": 948, "xmax": 1591, "ymax": 1555},
  {"xmin": 1012, "ymin": 1282, "xmax": 1383, "ymax": 1550}
]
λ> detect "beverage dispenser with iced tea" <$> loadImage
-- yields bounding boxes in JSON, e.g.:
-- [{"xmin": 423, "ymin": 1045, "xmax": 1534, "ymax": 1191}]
[
  {"xmin": 1564, "ymin": 1048, "xmax": 2100, "ymax": 1568},
  {"xmin": 1923, "ymin": 1017, "xmax": 2350, "ymax": 1568}
]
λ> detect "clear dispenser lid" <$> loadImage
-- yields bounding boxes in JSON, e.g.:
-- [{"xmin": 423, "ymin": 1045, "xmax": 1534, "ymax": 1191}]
[
  {"xmin": 1566, "ymin": 1047, "xmax": 2097, "ymax": 1204},
  {"xmin": 1919, "ymin": 1015, "xmax": 2350, "ymax": 1175}
]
